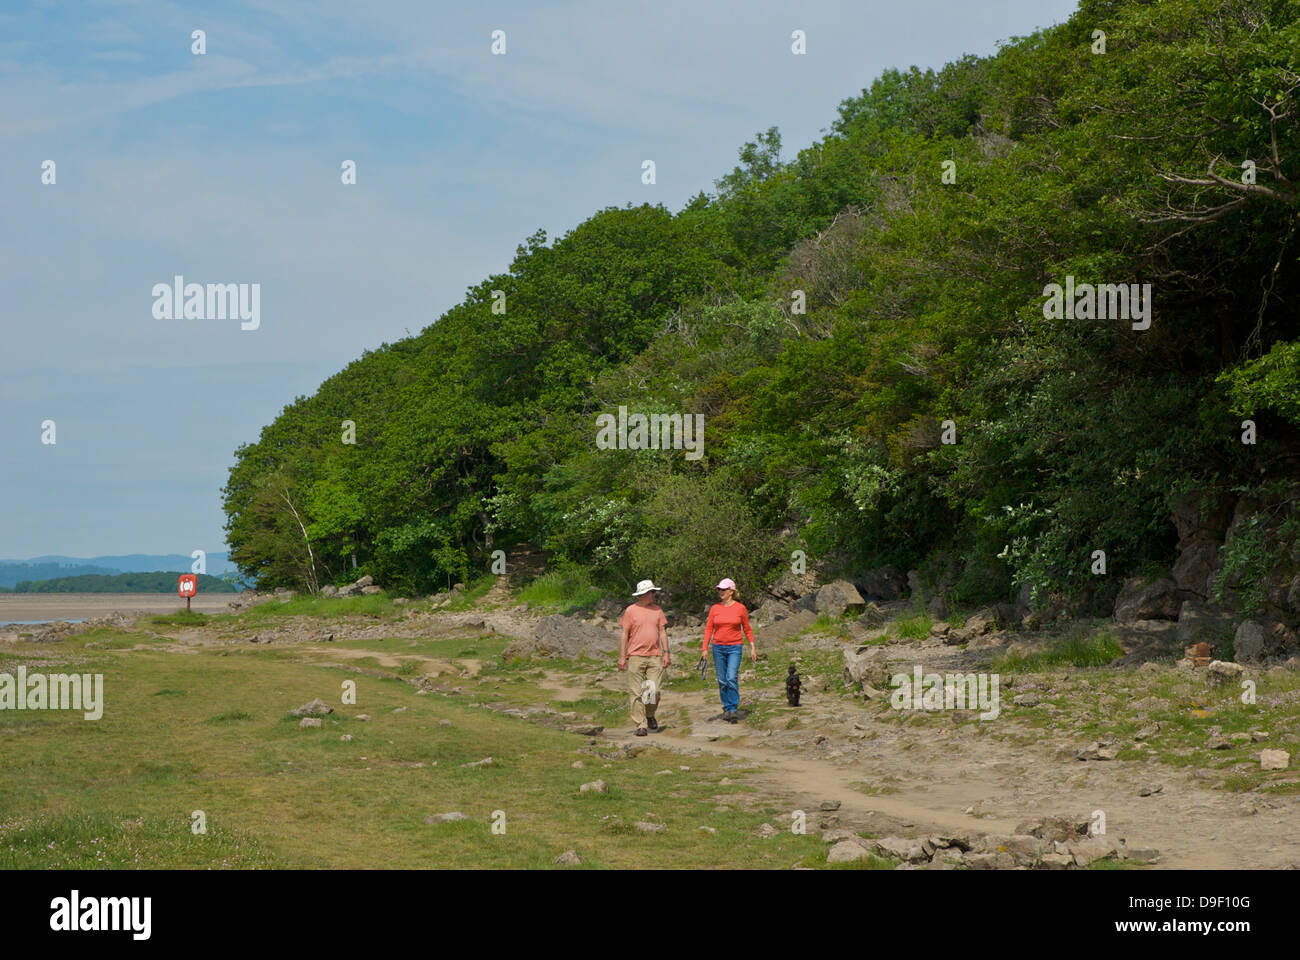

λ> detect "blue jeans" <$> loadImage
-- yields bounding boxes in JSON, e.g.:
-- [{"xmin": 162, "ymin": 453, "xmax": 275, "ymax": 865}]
[{"xmin": 712, "ymin": 644, "xmax": 743, "ymax": 713}]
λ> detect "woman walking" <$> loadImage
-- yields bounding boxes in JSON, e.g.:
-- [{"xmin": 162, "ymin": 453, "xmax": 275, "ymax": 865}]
[{"xmin": 700, "ymin": 577, "xmax": 756, "ymax": 723}]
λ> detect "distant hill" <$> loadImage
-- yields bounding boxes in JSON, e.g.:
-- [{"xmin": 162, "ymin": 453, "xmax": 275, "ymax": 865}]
[
  {"xmin": 0, "ymin": 561, "xmax": 119, "ymax": 588},
  {"xmin": 0, "ymin": 553, "xmax": 242, "ymax": 589},
  {"xmin": 21, "ymin": 553, "xmax": 238, "ymax": 575},
  {"xmin": 2, "ymin": 572, "xmax": 238, "ymax": 594}
]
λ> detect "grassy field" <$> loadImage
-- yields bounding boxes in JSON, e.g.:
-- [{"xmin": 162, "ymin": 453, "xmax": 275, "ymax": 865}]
[{"xmin": 0, "ymin": 620, "xmax": 843, "ymax": 869}]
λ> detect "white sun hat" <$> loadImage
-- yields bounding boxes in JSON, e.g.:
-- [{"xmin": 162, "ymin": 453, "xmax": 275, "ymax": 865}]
[{"xmin": 631, "ymin": 579, "xmax": 663, "ymax": 596}]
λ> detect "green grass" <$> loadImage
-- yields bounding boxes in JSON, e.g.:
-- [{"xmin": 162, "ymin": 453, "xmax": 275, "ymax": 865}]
[
  {"xmin": 516, "ymin": 565, "xmax": 606, "ymax": 614},
  {"xmin": 149, "ymin": 610, "xmax": 210, "ymax": 627},
  {"xmin": 892, "ymin": 614, "xmax": 932, "ymax": 641},
  {"xmin": 805, "ymin": 614, "xmax": 852, "ymax": 640},
  {"xmin": 0, "ymin": 625, "xmax": 830, "ymax": 868},
  {"xmin": 204, "ymin": 711, "xmax": 255, "ymax": 725},
  {"xmin": 994, "ymin": 628, "xmax": 1124, "ymax": 673},
  {"xmin": 438, "ymin": 575, "xmax": 498, "ymax": 612},
  {"xmin": 0, "ymin": 813, "xmax": 282, "ymax": 869}
]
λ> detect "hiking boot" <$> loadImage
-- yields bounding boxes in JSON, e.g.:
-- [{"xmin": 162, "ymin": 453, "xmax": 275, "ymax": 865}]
[
  {"xmin": 647, "ymin": 717, "xmax": 658, "ymax": 731},
  {"xmin": 635, "ymin": 727, "xmax": 648, "ymax": 737},
  {"xmin": 723, "ymin": 710, "xmax": 738, "ymax": 723}
]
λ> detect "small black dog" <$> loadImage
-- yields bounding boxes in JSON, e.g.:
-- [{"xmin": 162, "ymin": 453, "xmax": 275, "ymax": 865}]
[{"xmin": 785, "ymin": 663, "xmax": 803, "ymax": 707}]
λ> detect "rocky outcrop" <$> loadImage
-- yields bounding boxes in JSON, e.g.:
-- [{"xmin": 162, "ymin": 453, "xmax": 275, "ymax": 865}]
[
  {"xmin": 501, "ymin": 615, "xmax": 619, "ymax": 661},
  {"xmin": 855, "ymin": 565, "xmax": 906, "ymax": 602},
  {"xmin": 750, "ymin": 599, "xmax": 793, "ymax": 625},
  {"xmin": 334, "ymin": 575, "xmax": 376, "ymax": 598},
  {"xmin": 821, "ymin": 823, "xmax": 1155, "ymax": 869},
  {"xmin": 767, "ymin": 570, "xmax": 820, "ymax": 603},
  {"xmin": 757, "ymin": 609, "xmax": 817, "ymax": 642},
  {"xmin": 1169, "ymin": 490, "xmax": 1234, "ymax": 597},
  {"xmin": 1233, "ymin": 620, "xmax": 1270, "ymax": 663},
  {"xmin": 290, "ymin": 698, "xmax": 333, "ymax": 718},
  {"xmin": 1114, "ymin": 576, "xmax": 1187, "ymax": 622},
  {"xmin": 1175, "ymin": 599, "xmax": 1235, "ymax": 646},
  {"xmin": 814, "ymin": 580, "xmax": 866, "ymax": 617},
  {"xmin": 842, "ymin": 645, "xmax": 890, "ymax": 691}
]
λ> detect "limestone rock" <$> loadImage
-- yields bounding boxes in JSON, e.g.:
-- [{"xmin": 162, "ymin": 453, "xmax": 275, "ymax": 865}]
[
  {"xmin": 1233, "ymin": 620, "xmax": 1269, "ymax": 663},
  {"xmin": 1114, "ymin": 577, "xmax": 1182, "ymax": 622},
  {"xmin": 424, "ymin": 812, "xmax": 467, "ymax": 824},
  {"xmin": 855, "ymin": 565, "xmax": 906, "ymax": 602},
  {"xmin": 842, "ymin": 645, "xmax": 890, "ymax": 690},
  {"xmin": 826, "ymin": 840, "xmax": 870, "ymax": 863},
  {"xmin": 1260, "ymin": 749, "xmax": 1290, "ymax": 771},
  {"xmin": 815, "ymin": 580, "xmax": 866, "ymax": 617},
  {"xmin": 1206, "ymin": 660, "xmax": 1246, "ymax": 683},
  {"xmin": 290, "ymin": 698, "xmax": 333, "ymax": 718}
]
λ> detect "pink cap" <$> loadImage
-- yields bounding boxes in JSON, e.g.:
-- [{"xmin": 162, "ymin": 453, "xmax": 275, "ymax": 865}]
[{"xmin": 715, "ymin": 578, "xmax": 736, "ymax": 590}]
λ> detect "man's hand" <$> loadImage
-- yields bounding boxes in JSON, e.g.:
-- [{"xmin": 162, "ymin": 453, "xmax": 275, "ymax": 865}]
[
  {"xmin": 617, "ymin": 657, "xmax": 627, "ymax": 671},
  {"xmin": 662, "ymin": 653, "xmax": 671, "ymax": 668},
  {"xmin": 749, "ymin": 645, "xmax": 757, "ymax": 663}
]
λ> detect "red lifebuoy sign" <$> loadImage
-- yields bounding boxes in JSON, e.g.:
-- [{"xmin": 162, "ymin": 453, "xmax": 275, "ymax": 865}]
[{"xmin": 178, "ymin": 574, "xmax": 198, "ymax": 597}]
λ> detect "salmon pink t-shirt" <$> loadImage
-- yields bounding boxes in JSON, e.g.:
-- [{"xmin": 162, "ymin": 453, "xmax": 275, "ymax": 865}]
[
  {"xmin": 620, "ymin": 603, "xmax": 667, "ymax": 657},
  {"xmin": 702, "ymin": 602, "xmax": 753, "ymax": 653}
]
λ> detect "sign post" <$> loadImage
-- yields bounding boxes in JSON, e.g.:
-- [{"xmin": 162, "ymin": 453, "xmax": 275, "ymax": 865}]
[{"xmin": 178, "ymin": 574, "xmax": 198, "ymax": 612}]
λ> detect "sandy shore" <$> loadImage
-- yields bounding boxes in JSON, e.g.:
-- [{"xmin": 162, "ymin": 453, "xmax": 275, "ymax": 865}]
[{"xmin": 0, "ymin": 592, "xmax": 239, "ymax": 623}]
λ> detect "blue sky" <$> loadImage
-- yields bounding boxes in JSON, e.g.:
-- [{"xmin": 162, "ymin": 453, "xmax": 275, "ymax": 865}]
[{"xmin": 0, "ymin": 0, "xmax": 1080, "ymax": 560}]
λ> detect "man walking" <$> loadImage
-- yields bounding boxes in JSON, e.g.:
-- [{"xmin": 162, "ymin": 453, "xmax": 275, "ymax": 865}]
[{"xmin": 618, "ymin": 579, "xmax": 670, "ymax": 737}]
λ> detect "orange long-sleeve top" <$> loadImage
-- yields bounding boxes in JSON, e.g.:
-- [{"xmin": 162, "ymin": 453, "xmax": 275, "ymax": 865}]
[{"xmin": 702, "ymin": 601, "xmax": 754, "ymax": 655}]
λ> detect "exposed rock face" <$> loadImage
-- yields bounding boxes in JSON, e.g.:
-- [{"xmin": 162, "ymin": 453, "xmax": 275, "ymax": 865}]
[
  {"xmin": 750, "ymin": 599, "xmax": 793, "ymax": 625},
  {"xmin": 1169, "ymin": 490, "xmax": 1234, "ymax": 596},
  {"xmin": 815, "ymin": 580, "xmax": 866, "ymax": 617},
  {"xmin": 1233, "ymin": 620, "xmax": 1269, "ymax": 663},
  {"xmin": 860, "ymin": 602, "xmax": 887, "ymax": 628},
  {"xmin": 758, "ymin": 609, "xmax": 817, "ymax": 642},
  {"xmin": 501, "ymin": 615, "xmax": 619, "ymax": 661},
  {"xmin": 842, "ymin": 645, "xmax": 890, "ymax": 690},
  {"xmin": 768, "ymin": 570, "xmax": 820, "ymax": 602},
  {"xmin": 1176, "ymin": 600, "xmax": 1235, "ymax": 645},
  {"xmin": 1112, "ymin": 620, "xmax": 1182, "ymax": 664},
  {"xmin": 855, "ymin": 565, "xmax": 906, "ymax": 602},
  {"xmin": 1114, "ymin": 577, "xmax": 1184, "ymax": 622}
]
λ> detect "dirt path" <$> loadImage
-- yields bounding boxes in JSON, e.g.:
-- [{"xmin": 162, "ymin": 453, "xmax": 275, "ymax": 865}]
[
  {"xmin": 119, "ymin": 599, "xmax": 1300, "ymax": 868},
  {"xmin": 520, "ymin": 647, "xmax": 1299, "ymax": 869}
]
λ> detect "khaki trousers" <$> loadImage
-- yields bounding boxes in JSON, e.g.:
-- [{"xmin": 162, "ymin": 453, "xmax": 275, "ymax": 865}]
[{"xmin": 626, "ymin": 655, "xmax": 663, "ymax": 729}]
